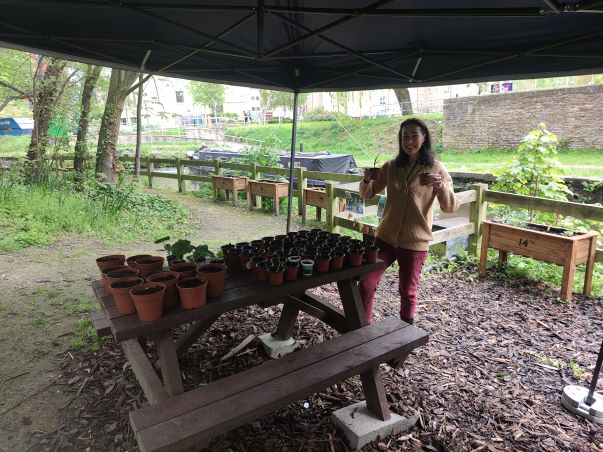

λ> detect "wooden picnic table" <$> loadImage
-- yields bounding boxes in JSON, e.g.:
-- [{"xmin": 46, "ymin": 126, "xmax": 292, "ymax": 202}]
[{"xmin": 92, "ymin": 260, "xmax": 429, "ymax": 451}]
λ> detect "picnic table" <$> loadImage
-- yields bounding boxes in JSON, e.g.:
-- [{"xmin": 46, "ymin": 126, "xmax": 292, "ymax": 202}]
[{"xmin": 91, "ymin": 260, "xmax": 429, "ymax": 451}]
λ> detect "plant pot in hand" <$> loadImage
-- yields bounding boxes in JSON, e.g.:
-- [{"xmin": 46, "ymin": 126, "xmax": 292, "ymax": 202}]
[
  {"xmin": 106, "ymin": 267, "xmax": 140, "ymax": 292},
  {"xmin": 177, "ymin": 277, "xmax": 208, "ymax": 309},
  {"xmin": 197, "ymin": 264, "xmax": 226, "ymax": 297},
  {"xmin": 135, "ymin": 256, "xmax": 165, "ymax": 277},
  {"xmin": 365, "ymin": 245, "xmax": 379, "ymax": 264},
  {"xmin": 110, "ymin": 277, "xmax": 144, "ymax": 315},
  {"xmin": 169, "ymin": 261, "xmax": 198, "ymax": 278},
  {"xmin": 147, "ymin": 271, "xmax": 180, "ymax": 307},
  {"xmin": 130, "ymin": 282, "xmax": 165, "ymax": 322},
  {"xmin": 101, "ymin": 265, "xmax": 130, "ymax": 292},
  {"xmin": 96, "ymin": 254, "xmax": 126, "ymax": 272},
  {"xmin": 126, "ymin": 254, "xmax": 152, "ymax": 270}
]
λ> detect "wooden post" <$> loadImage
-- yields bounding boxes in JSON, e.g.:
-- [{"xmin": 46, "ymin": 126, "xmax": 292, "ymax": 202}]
[
  {"xmin": 478, "ymin": 221, "xmax": 491, "ymax": 277},
  {"xmin": 297, "ymin": 166, "xmax": 306, "ymax": 217},
  {"xmin": 325, "ymin": 182, "xmax": 340, "ymax": 233},
  {"xmin": 146, "ymin": 156, "xmax": 154, "ymax": 188},
  {"xmin": 176, "ymin": 158, "xmax": 186, "ymax": 193},
  {"xmin": 215, "ymin": 159, "xmax": 222, "ymax": 176},
  {"xmin": 560, "ymin": 240, "xmax": 577, "ymax": 301},
  {"xmin": 251, "ymin": 163, "xmax": 261, "ymax": 209},
  {"xmin": 468, "ymin": 183, "xmax": 488, "ymax": 257}
]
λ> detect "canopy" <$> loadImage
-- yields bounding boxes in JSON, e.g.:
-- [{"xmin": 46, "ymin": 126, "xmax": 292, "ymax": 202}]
[{"xmin": 1, "ymin": 1, "xmax": 602, "ymax": 93}]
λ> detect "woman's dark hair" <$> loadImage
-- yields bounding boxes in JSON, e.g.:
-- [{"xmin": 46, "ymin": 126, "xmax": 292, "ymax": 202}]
[{"xmin": 395, "ymin": 118, "xmax": 435, "ymax": 167}]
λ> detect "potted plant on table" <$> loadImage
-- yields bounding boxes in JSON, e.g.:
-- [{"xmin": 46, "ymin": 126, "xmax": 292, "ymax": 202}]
[{"xmin": 154, "ymin": 237, "xmax": 195, "ymax": 263}]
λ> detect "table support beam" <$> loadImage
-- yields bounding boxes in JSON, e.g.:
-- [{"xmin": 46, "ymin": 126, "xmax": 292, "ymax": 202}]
[
  {"xmin": 157, "ymin": 332, "xmax": 184, "ymax": 397},
  {"xmin": 176, "ymin": 315, "xmax": 220, "ymax": 358}
]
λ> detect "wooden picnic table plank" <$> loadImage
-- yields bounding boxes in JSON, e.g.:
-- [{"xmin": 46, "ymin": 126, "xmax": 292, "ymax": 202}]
[
  {"xmin": 122, "ymin": 339, "xmax": 168, "ymax": 405},
  {"xmin": 132, "ymin": 321, "xmax": 429, "ymax": 451},
  {"xmin": 106, "ymin": 261, "xmax": 384, "ymax": 342},
  {"xmin": 130, "ymin": 316, "xmax": 412, "ymax": 432}
]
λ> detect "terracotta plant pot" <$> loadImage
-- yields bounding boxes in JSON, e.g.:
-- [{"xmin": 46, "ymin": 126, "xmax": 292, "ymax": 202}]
[
  {"xmin": 267, "ymin": 266, "xmax": 285, "ymax": 286},
  {"xmin": 135, "ymin": 256, "xmax": 165, "ymax": 277},
  {"xmin": 106, "ymin": 268, "xmax": 140, "ymax": 292},
  {"xmin": 197, "ymin": 264, "xmax": 226, "ymax": 298},
  {"xmin": 330, "ymin": 252, "xmax": 345, "ymax": 270},
  {"xmin": 96, "ymin": 254, "xmax": 126, "ymax": 272},
  {"xmin": 285, "ymin": 262, "xmax": 299, "ymax": 282},
  {"xmin": 130, "ymin": 282, "xmax": 165, "ymax": 322},
  {"xmin": 256, "ymin": 261, "xmax": 269, "ymax": 281},
  {"xmin": 365, "ymin": 246, "xmax": 379, "ymax": 264},
  {"xmin": 101, "ymin": 265, "xmax": 130, "ymax": 292},
  {"xmin": 227, "ymin": 248, "xmax": 241, "ymax": 267},
  {"xmin": 169, "ymin": 261, "xmax": 198, "ymax": 278},
  {"xmin": 110, "ymin": 277, "xmax": 143, "ymax": 315},
  {"xmin": 177, "ymin": 277, "xmax": 208, "ymax": 309},
  {"xmin": 316, "ymin": 256, "xmax": 331, "ymax": 274},
  {"xmin": 126, "ymin": 254, "xmax": 152, "ymax": 270},
  {"xmin": 147, "ymin": 271, "xmax": 180, "ymax": 307},
  {"xmin": 239, "ymin": 252, "xmax": 252, "ymax": 270},
  {"xmin": 368, "ymin": 167, "xmax": 382, "ymax": 180},
  {"xmin": 348, "ymin": 249, "xmax": 364, "ymax": 267}
]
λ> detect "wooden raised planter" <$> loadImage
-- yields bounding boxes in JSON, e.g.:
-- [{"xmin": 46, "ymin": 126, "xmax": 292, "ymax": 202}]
[
  {"xmin": 247, "ymin": 180, "xmax": 289, "ymax": 216},
  {"xmin": 212, "ymin": 175, "xmax": 247, "ymax": 206},
  {"xmin": 479, "ymin": 219, "xmax": 598, "ymax": 300},
  {"xmin": 303, "ymin": 188, "xmax": 346, "ymax": 224}
]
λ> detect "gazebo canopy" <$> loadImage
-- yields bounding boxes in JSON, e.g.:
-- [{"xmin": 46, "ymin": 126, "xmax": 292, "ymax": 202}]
[{"xmin": 1, "ymin": 1, "xmax": 602, "ymax": 92}]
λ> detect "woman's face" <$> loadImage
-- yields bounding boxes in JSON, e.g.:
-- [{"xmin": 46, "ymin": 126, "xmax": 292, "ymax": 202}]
[{"xmin": 400, "ymin": 124, "xmax": 425, "ymax": 161}]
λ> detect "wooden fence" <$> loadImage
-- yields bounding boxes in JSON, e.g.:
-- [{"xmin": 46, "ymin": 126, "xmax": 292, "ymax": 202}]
[{"xmin": 3, "ymin": 154, "xmax": 602, "ymax": 264}]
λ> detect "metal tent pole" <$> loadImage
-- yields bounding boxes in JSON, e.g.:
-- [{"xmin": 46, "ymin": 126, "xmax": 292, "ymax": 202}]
[{"xmin": 285, "ymin": 91, "xmax": 299, "ymax": 233}]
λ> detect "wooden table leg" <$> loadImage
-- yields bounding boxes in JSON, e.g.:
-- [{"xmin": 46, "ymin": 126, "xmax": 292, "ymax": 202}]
[
  {"xmin": 274, "ymin": 195, "xmax": 279, "ymax": 216},
  {"xmin": 233, "ymin": 188, "xmax": 238, "ymax": 206},
  {"xmin": 225, "ymin": 189, "xmax": 230, "ymax": 202},
  {"xmin": 274, "ymin": 301, "xmax": 300, "ymax": 340},
  {"xmin": 302, "ymin": 200, "xmax": 307, "ymax": 224},
  {"xmin": 337, "ymin": 279, "xmax": 391, "ymax": 420},
  {"xmin": 560, "ymin": 241, "xmax": 577, "ymax": 301},
  {"xmin": 247, "ymin": 187, "xmax": 253, "ymax": 211},
  {"xmin": 212, "ymin": 184, "xmax": 217, "ymax": 202},
  {"xmin": 316, "ymin": 207, "xmax": 321, "ymax": 222},
  {"xmin": 176, "ymin": 316, "xmax": 220, "ymax": 358},
  {"xmin": 156, "ymin": 332, "xmax": 184, "ymax": 397},
  {"xmin": 498, "ymin": 250, "xmax": 508, "ymax": 268}
]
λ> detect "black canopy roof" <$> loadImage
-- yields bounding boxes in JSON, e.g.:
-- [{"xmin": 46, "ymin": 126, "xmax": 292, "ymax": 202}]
[{"xmin": 1, "ymin": 1, "xmax": 602, "ymax": 92}]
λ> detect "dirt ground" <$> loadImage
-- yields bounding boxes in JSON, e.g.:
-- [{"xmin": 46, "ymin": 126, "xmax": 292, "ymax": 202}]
[{"xmin": 1, "ymin": 188, "xmax": 602, "ymax": 452}]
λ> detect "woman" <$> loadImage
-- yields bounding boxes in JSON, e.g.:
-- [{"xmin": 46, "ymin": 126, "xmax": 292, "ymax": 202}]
[{"xmin": 359, "ymin": 118, "xmax": 460, "ymax": 325}]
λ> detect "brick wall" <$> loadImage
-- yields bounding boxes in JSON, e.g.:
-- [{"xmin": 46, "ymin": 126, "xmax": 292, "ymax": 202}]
[{"xmin": 443, "ymin": 85, "xmax": 603, "ymax": 150}]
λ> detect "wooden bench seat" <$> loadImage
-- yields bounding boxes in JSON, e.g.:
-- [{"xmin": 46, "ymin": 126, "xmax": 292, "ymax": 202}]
[
  {"xmin": 90, "ymin": 310, "xmax": 111, "ymax": 337},
  {"xmin": 130, "ymin": 317, "xmax": 429, "ymax": 452}
]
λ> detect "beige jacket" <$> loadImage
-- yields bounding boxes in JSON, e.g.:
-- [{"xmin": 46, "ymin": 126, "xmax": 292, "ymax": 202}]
[{"xmin": 359, "ymin": 159, "xmax": 460, "ymax": 251}]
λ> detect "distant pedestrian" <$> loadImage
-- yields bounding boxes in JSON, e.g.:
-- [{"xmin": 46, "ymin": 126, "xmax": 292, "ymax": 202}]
[{"xmin": 243, "ymin": 111, "xmax": 249, "ymax": 124}]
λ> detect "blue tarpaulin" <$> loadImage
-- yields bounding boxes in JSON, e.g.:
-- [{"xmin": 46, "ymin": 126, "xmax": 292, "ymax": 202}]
[{"xmin": 0, "ymin": 118, "xmax": 34, "ymax": 136}]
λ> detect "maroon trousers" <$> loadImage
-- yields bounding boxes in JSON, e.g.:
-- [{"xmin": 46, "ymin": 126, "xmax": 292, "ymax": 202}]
[{"xmin": 358, "ymin": 238, "xmax": 427, "ymax": 323}]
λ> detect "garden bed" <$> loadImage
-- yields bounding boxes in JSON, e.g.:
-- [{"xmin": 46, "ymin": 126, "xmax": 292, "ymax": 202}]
[{"xmin": 38, "ymin": 266, "xmax": 602, "ymax": 451}]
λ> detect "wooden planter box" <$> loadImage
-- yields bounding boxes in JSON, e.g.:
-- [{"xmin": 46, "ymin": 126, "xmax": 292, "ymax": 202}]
[
  {"xmin": 303, "ymin": 188, "xmax": 346, "ymax": 224},
  {"xmin": 247, "ymin": 180, "xmax": 289, "ymax": 216},
  {"xmin": 212, "ymin": 175, "xmax": 248, "ymax": 206},
  {"xmin": 479, "ymin": 220, "xmax": 598, "ymax": 300}
]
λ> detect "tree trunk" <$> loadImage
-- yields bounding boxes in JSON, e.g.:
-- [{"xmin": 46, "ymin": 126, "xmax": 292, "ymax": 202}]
[
  {"xmin": 74, "ymin": 65, "xmax": 101, "ymax": 173},
  {"xmin": 95, "ymin": 69, "xmax": 138, "ymax": 183},
  {"xmin": 393, "ymin": 88, "xmax": 413, "ymax": 116},
  {"xmin": 26, "ymin": 57, "xmax": 67, "ymax": 180}
]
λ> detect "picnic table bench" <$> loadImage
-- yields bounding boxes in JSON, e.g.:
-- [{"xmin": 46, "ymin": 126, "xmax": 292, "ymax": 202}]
[{"xmin": 91, "ymin": 260, "xmax": 429, "ymax": 450}]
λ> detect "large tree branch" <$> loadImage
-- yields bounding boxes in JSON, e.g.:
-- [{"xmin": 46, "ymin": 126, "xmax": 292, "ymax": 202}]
[
  {"xmin": 0, "ymin": 79, "xmax": 30, "ymax": 97},
  {"xmin": 0, "ymin": 94, "xmax": 27, "ymax": 113}
]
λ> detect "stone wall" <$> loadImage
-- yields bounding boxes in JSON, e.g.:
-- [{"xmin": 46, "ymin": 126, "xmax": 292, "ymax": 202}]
[{"xmin": 443, "ymin": 85, "xmax": 603, "ymax": 150}]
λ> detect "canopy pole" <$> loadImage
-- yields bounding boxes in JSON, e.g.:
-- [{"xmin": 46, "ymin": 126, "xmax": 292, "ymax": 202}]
[{"xmin": 285, "ymin": 90, "xmax": 299, "ymax": 234}]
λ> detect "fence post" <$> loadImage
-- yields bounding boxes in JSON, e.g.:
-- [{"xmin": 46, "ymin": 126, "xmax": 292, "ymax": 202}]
[
  {"xmin": 251, "ymin": 163, "xmax": 261, "ymax": 209},
  {"xmin": 297, "ymin": 166, "xmax": 306, "ymax": 217},
  {"xmin": 147, "ymin": 156, "xmax": 154, "ymax": 188},
  {"xmin": 468, "ymin": 183, "xmax": 488, "ymax": 257},
  {"xmin": 325, "ymin": 181, "xmax": 340, "ymax": 233},
  {"xmin": 176, "ymin": 158, "xmax": 186, "ymax": 193}
]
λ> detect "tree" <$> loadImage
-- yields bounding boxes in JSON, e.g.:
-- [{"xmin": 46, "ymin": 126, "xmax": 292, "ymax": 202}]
[
  {"xmin": 260, "ymin": 89, "xmax": 308, "ymax": 114},
  {"xmin": 74, "ymin": 65, "xmax": 101, "ymax": 174},
  {"xmin": 26, "ymin": 57, "xmax": 72, "ymax": 181},
  {"xmin": 393, "ymin": 88, "xmax": 413, "ymax": 115},
  {"xmin": 95, "ymin": 68, "xmax": 139, "ymax": 182},
  {"xmin": 189, "ymin": 81, "xmax": 224, "ymax": 117},
  {"xmin": 0, "ymin": 49, "xmax": 32, "ymax": 114}
]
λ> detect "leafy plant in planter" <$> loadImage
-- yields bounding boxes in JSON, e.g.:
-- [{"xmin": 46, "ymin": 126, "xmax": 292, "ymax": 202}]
[
  {"xmin": 154, "ymin": 237, "xmax": 194, "ymax": 260},
  {"xmin": 190, "ymin": 244, "xmax": 215, "ymax": 262}
]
